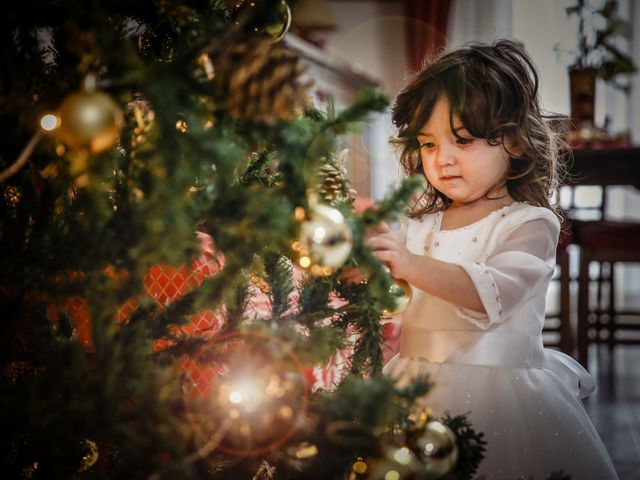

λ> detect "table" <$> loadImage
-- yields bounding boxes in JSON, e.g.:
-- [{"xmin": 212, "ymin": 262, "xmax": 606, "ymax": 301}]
[{"xmin": 568, "ymin": 146, "xmax": 640, "ymax": 187}]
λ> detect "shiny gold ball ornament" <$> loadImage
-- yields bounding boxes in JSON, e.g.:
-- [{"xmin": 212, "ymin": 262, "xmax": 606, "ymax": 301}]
[
  {"xmin": 381, "ymin": 267, "xmax": 412, "ymax": 318},
  {"xmin": 232, "ymin": 0, "xmax": 292, "ymax": 42},
  {"xmin": 412, "ymin": 421, "xmax": 458, "ymax": 478},
  {"xmin": 370, "ymin": 446, "xmax": 422, "ymax": 480},
  {"xmin": 299, "ymin": 203, "xmax": 353, "ymax": 275},
  {"xmin": 346, "ymin": 457, "xmax": 371, "ymax": 480},
  {"xmin": 56, "ymin": 90, "xmax": 124, "ymax": 154},
  {"xmin": 77, "ymin": 439, "xmax": 99, "ymax": 473},
  {"xmin": 184, "ymin": 331, "xmax": 309, "ymax": 457}
]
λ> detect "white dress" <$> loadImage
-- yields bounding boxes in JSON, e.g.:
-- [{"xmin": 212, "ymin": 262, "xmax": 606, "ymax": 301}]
[{"xmin": 384, "ymin": 202, "xmax": 619, "ymax": 480}]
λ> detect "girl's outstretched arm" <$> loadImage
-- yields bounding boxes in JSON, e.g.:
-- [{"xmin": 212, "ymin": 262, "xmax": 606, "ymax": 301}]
[{"xmin": 367, "ymin": 222, "xmax": 485, "ymax": 313}]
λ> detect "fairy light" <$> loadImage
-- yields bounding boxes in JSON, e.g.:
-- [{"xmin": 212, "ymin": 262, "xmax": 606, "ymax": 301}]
[
  {"xmin": 294, "ymin": 206, "xmax": 305, "ymax": 221},
  {"xmin": 175, "ymin": 119, "xmax": 188, "ymax": 132},
  {"xmin": 40, "ymin": 113, "xmax": 60, "ymax": 131},
  {"xmin": 393, "ymin": 447, "xmax": 413, "ymax": 465},
  {"xmin": 228, "ymin": 391, "xmax": 243, "ymax": 404},
  {"xmin": 299, "ymin": 256, "xmax": 311, "ymax": 268}
]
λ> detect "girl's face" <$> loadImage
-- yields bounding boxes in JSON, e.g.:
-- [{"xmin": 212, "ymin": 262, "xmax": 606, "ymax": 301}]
[{"xmin": 417, "ymin": 95, "xmax": 511, "ymax": 208}]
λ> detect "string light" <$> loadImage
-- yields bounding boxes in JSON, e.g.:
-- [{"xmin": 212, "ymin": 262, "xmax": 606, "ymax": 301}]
[{"xmin": 40, "ymin": 113, "xmax": 60, "ymax": 131}]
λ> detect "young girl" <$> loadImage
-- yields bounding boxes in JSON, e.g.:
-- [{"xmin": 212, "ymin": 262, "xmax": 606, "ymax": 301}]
[{"xmin": 370, "ymin": 40, "xmax": 619, "ymax": 479}]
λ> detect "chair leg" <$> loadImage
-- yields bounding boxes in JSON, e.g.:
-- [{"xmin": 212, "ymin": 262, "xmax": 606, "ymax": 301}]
[
  {"xmin": 608, "ymin": 262, "xmax": 616, "ymax": 354},
  {"xmin": 577, "ymin": 250, "xmax": 590, "ymax": 368},
  {"xmin": 558, "ymin": 248, "xmax": 573, "ymax": 355}
]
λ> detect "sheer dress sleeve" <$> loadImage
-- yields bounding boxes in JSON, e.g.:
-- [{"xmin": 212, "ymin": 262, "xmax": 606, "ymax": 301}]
[{"xmin": 455, "ymin": 211, "xmax": 560, "ymax": 329}]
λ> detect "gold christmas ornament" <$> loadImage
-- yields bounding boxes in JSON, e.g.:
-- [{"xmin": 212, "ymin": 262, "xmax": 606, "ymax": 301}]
[
  {"xmin": 298, "ymin": 203, "xmax": 353, "ymax": 275},
  {"xmin": 411, "ymin": 421, "xmax": 458, "ymax": 478},
  {"xmin": 78, "ymin": 439, "xmax": 99, "ymax": 473},
  {"xmin": 3, "ymin": 185, "xmax": 21, "ymax": 208},
  {"xmin": 184, "ymin": 331, "xmax": 308, "ymax": 457},
  {"xmin": 232, "ymin": 0, "xmax": 292, "ymax": 42},
  {"xmin": 56, "ymin": 89, "xmax": 124, "ymax": 154},
  {"xmin": 381, "ymin": 267, "xmax": 412, "ymax": 318},
  {"xmin": 370, "ymin": 446, "xmax": 422, "ymax": 480},
  {"xmin": 346, "ymin": 457, "xmax": 371, "ymax": 480}
]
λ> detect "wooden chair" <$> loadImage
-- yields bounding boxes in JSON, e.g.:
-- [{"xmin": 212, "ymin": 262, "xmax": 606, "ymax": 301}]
[
  {"xmin": 575, "ymin": 220, "xmax": 640, "ymax": 367},
  {"xmin": 564, "ymin": 147, "xmax": 640, "ymax": 369}
]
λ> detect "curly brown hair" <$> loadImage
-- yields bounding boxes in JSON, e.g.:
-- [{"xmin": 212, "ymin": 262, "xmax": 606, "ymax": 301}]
[{"xmin": 391, "ymin": 39, "xmax": 568, "ymax": 219}]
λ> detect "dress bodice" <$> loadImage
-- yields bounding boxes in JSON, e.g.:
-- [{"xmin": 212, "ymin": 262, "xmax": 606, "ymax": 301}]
[{"xmin": 401, "ymin": 202, "xmax": 558, "ymax": 336}]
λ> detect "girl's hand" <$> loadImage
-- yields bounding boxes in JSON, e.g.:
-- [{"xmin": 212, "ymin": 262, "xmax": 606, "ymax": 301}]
[
  {"xmin": 341, "ymin": 266, "xmax": 368, "ymax": 285},
  {"xmin": 367, "ymin": 222, "xmax": 413, "ymax": 280}
]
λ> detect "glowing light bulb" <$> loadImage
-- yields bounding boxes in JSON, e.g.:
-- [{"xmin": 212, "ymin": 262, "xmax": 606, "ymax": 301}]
[
  {"xmin": 393, "ymin": 447, "xmax": 413, "ymax": 465},
  {"xmin": 40, "ymin": 114, "xmax": 60, "ymax": 131},
  {"xmin": 228, "ymin": 391, "xmax": 243, "ymax": 404},
  {"xmin": 299, "ymin": 256, "xmax": 311, "ymax": 268}
]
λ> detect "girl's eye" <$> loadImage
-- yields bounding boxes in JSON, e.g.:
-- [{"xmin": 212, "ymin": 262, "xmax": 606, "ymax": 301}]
[
  {"xmin": 419, "ymin": 141, "xmax": 435, "ymax": 149},
  {"xmin": 456, "ymin": 137, "xmax": 474, "ymax": 146}
]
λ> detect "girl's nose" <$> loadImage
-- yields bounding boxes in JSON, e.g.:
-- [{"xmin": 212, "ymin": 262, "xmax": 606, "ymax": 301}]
[{"xmin": 435, "ymin": 143, "xmax": 455, "ymax": 166}]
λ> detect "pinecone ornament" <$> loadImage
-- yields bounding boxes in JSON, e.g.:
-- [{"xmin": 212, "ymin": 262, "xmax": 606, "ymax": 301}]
[
  {"xmin": 213, "ymin": 39, "xmax": 311, "ymax": 124},
  {"xmin": 317, "ymin": 149, "xmax": 356, "ymax": 206}
]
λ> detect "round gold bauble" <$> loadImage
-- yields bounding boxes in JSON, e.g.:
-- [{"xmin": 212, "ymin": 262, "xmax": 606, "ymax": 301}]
[
  {"xmin": 232, "ymin": 0, "xmax": 292, "ymax": 42},
  {"xmin": 299, "ymin": 203, "xmax": 353, "ymax": 273},
  {"xmin": 412, "ymin": 421, "xmax": 458, "ymax": 478},
  {"xmin": 370, "ymin": 446, "xmax": 422, "ymax": 480},
  {"xmin": 345, "ymin": 456, "xmax": 371, "ymax": 480},
  {"xmin": 183, "ymin": 331, "xmax": 309, "ymax": 457},
  {"xmin": 381, "ymin": 267, "xmax": 412, "ymax": 317},
  {"xmin": 56, "ymin": 91, "xmax": 124, "ymax": 154}
]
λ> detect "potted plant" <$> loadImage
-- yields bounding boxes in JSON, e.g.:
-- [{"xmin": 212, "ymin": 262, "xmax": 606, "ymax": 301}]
[{"xmin": 564, "ymin": 0, "xmax": 636, "ymax": 129}]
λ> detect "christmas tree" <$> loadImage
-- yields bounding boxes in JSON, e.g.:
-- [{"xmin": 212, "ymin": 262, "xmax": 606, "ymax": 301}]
[{"xmin": 0, "ymin": 1, "xmax": 486, "ymax": 478}]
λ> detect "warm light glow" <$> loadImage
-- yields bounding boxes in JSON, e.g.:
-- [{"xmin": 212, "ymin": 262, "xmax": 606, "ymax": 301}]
[
  {"xmin": 311, "ymin": 226, "xmax": 326, "ymax": 243},
  {"xmin": 294, "ymin": 206, "xmax": 305, "ymax": 221},
  {"xmin": 228, "ymin": 391, "xmax": 243, "ymax": 404},
  {"xmin": 299, "ymin": 256, "xmax": 311, "ymax": 268},
  {"xmin": 393, "ymin": 447, "xmax": 413, "ymax": 465},
  {"xmin": 279, "ymin": 405, "xmax": 293, "ymax": 419},
  {"xmin": 40, "ymin": 114, "xmax": 60, "ymax": 131},
  {"xmin": 385, "ymin": 471, "xmax": 400, "ymax": 480},
  {"xmin": 55, "ymin": 144, "xmax": 66, "ymax": 156},
  {"xmin": 352, "ymin": 461, "xmax": 367, "ymax": 474},
  {"xmin": 424, "ymin": 442, "xmax": 434, "ymax": 454},
  {"xmin": 175, "ymin": 119, "xmax": 188, "ymax": 132}
]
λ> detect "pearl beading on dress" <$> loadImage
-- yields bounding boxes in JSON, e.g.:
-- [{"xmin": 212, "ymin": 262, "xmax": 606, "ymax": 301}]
[{"xmin": 423, "ymin": 211, "xmax": 442, "ymax": 255}]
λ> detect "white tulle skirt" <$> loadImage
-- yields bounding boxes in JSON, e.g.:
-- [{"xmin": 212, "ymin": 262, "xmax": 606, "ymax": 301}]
[{"xmin": 384, "ymin": 351, "xmax": 619, "ymax": 480}]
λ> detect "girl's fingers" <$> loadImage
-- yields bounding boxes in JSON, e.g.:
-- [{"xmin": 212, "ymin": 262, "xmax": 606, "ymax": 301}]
[
  {"xmin": 366, "ymin": 237, "xmax": 396, "ymax": 251},
  {"xmin": 341, "ymin": 267, "xmax": 367, "ymax": 284},
  {"xmin": 373, "ymin": 249, "xmax": 393, "ymax": 265},
  {"xmin": 367, "ymin": 222, "xmax": 391, "ymax": 235},
  {"xmin": 367, "ymin": 233, "xmax": 402, "ymax": 250}
]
